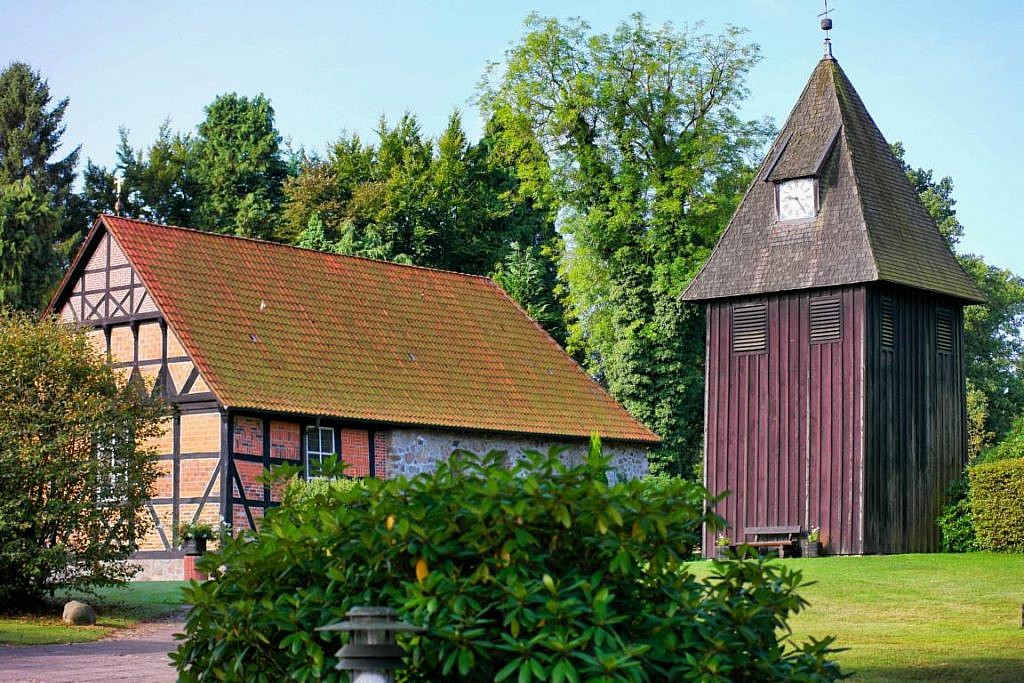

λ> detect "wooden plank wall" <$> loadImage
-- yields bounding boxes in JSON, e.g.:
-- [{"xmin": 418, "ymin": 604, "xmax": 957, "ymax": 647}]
[
  {"xmin": 704, "ymin": 286, "xmax": 865, "ymax": 555},
  {"xmin": 863, "ymin": 287, "xmax": 966, "ymax": 553}
]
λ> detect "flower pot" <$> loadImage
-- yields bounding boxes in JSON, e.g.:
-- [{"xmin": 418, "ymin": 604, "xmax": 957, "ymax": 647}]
[
  {"xmin": 801, "ymin": 540, "xmax": 820, "ymax": 557},
  {"xmin": 183, "ymin": 537, "xmax": 207, "ymax": 556}
]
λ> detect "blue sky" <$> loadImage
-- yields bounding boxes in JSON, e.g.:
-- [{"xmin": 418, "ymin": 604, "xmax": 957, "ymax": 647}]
[{"xmin": 4, "ymin": 1, "xmax": 1021, "ymax": 272}]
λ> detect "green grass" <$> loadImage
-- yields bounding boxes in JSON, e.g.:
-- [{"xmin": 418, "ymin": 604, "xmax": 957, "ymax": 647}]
[
  {"xmin": 0, "ymin": 581, "xmax": 186, "ymax": 646},
  {"xmin": 696, "ymin": 553, "xmax": 1024, "ymax": 682}
]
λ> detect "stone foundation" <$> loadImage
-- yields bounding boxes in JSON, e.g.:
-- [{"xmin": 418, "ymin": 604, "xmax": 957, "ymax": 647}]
[
  {"xmin": 132, "ymin": 557, "xmax": 185, "ymax": 581},
  {"xmin": 386, "ymin": 428, "xmax": 648, "ymax": 481}
]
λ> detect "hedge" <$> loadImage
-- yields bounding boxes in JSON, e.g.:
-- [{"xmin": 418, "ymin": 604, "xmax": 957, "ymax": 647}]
[{"xmin": 968, "ymin": 457, "xmax": 1024, "ymax": 552}]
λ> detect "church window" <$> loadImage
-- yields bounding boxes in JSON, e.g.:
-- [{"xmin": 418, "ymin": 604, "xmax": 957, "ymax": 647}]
[
  {"xmin": 732, "ymin": 303, "xmax": 767, "ymax": 354},
  {"xmin": 95, "ymin": 436, "xmax": 127, "ymax": 504}
]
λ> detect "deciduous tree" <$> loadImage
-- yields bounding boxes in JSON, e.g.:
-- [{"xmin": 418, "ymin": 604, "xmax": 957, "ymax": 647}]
[
  {"xmin": 0, "ymin": 313, "xmax": 165, "ymax": 606},
  {"xmin": 479, "ymin": 14, "xmax": 771, "ymax": 474}
]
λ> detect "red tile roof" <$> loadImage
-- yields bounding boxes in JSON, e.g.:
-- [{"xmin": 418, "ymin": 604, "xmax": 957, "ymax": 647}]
[{"xmin": 83, "ymin": 215, "xmax": 660, "ymax": 443}]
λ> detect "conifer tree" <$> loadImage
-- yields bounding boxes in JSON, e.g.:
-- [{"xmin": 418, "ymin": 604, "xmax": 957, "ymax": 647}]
[
  {"xmin": 0, "ymin": 62, "xmax": 79, "ymax": 310},
  {"xmin": 192, "ymin": 93, "xmax": 286, "ymax": 238}
]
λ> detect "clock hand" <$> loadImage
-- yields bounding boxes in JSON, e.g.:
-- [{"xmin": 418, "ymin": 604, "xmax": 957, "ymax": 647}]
[{"xmin": 794, "ymin": 197, "xmax": 806, "ymax": 213}]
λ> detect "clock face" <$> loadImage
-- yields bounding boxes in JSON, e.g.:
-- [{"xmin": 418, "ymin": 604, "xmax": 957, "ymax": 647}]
[{"xmin": 777, "ymin": 178, "xmax": 816, "ymax": 221}]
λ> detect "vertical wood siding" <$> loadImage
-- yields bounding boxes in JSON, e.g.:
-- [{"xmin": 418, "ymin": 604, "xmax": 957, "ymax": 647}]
[
  {"xmin": 863, "ymin": 287, "xmax": 966, "ymax": 553},
  {"xmin": 704, "ymin": 286, "xmax": 866, "ymax": 554}
]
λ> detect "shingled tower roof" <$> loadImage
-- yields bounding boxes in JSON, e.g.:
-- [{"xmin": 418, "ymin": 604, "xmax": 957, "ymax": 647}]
[{"xmin": 682, "ymin": 57, "xmax": 984, "ymax": 304}]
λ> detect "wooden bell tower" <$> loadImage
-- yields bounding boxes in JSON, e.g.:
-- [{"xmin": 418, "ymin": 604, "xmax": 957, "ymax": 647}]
[{"xmin": 683, "ymin": 53, "xmax": 984, "ymax": 555}]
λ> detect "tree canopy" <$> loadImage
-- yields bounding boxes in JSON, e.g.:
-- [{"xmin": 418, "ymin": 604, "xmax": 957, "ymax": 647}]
[
  {"xmin": 192, "ymin": 93, "xmax": 287, "ymax": 238},
  {"xmin": 0, "ymin": 62, "xmax": 79, "ymax": 310},
  {"xmin": 0, "ymin": 313, "xmax": 165, "ymax": 605},
  {"xmin": 479, "ymin": 14, "xmax": 772, "ymax": 474}
]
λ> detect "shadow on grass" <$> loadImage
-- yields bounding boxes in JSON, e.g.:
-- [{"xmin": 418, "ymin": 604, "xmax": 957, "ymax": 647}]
[{"xmin": 852, "ymin": 658, "xmax": 1024, "ymax": 683}]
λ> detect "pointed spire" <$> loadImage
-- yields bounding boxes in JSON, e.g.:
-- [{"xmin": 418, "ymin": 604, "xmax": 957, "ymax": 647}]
[{"xmin": 682, "ymin": 58, "xmax": 984, "ymax": 304}]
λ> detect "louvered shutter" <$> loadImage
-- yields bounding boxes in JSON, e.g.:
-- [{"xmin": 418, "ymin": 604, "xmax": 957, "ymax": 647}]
[
  {"xmin": 809, "ymin": 297, "xmax": 841, "ymax": 343},
  {"xmin": 936, "ymin": 308, "xmax": 954, "ymax": 355},
  {"xmin": 880, "ymin": 296, "xmax": 895, "ymax": 350},
  {"xmin": 732, "ymin": 303, "xmax": 767, "ymax": 354}
]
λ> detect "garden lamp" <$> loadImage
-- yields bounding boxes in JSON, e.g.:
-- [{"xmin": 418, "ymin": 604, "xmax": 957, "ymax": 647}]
[{"xmin": 318, "ymin": 606, "xmax": 423, "ymax": 683}]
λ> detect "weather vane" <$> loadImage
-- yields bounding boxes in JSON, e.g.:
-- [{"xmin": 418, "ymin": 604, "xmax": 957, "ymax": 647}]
[{"xmin": 819, "ymin": 0, "xmax": 835, "ymax": 58}]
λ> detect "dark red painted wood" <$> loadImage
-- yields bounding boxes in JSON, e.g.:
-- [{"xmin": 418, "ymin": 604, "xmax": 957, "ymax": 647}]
[{"xmin": 704, "ymin": 286, "xmax": 868, "ymax": 555}]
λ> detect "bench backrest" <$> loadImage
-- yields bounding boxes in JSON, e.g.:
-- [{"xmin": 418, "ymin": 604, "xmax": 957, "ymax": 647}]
[{"xmin": 744, "ymin": 525, "xmax": 802, "ymax": 537}]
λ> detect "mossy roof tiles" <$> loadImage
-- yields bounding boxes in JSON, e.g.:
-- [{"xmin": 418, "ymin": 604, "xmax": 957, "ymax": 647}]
[
  {"xmin": 683, "ymin": 57, "xmax": 984, "ymax": 304},
  {"xmin": 81, "ymin": 216, "xmax": 659, "ymax": 444}
]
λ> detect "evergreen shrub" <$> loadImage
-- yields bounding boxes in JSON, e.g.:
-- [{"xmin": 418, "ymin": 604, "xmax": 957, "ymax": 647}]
[
  {"xmin": 969, "ymin": 457, "xmax": 1024, "ymax": 552},
  {"xmin": 975, "ymin": 416, "xmax": 1024, "ymax": 465},
  {"xmin": 172, "ymin": 446, "xmax": 842, "ymax": 682},
  {"xmin": 936, "ymin": 476, "xmax": 976, "ymax": 552}
]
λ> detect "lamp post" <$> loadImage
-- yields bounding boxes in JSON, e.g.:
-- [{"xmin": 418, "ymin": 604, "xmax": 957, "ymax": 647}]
[{"xmin": 318, "ymin": 606, "xmax": 423, "ymax": 683}]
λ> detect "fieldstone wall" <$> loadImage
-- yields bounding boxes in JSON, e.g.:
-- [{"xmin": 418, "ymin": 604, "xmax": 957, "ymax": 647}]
[
  {"xmin": 385, "ymin": 428, "xmax": 648, "ymax": 481},
  {"xmin": 133, "ymin": 558, "xmax": 185, "ymax": 581}
]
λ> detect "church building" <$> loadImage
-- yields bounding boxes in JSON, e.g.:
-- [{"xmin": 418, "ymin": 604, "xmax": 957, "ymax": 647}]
[
  {"xmin": 49, "ymin": 215, "xmax": 658, "ymax": 578},
  {"xmin": 683, "ymin": 48, "xmax": 984, "ymax": 555}
]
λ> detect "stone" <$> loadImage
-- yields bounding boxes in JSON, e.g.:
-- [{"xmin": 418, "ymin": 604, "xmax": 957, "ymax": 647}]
[
  {"xmin": 62, "ymin": 600, "xmax": 97, "ymax": 626},
  {"xmin": 385, "ymin": 428, "xmax": 649, "ymax": 481}
]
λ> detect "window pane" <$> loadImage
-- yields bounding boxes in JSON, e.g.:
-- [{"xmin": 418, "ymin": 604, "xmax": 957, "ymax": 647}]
[
  {"xmin": 306, "ymin": 427, "xmax": 318, "ymax": 454},
  {"xmin": 321, "ymin": 427, "xmax": 335, "ymax": 455}
]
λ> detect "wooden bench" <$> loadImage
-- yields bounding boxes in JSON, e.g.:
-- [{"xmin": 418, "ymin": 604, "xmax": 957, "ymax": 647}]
[{"xmin": 734, "ymin": 525, "xmax": 802, "ymax": 558}]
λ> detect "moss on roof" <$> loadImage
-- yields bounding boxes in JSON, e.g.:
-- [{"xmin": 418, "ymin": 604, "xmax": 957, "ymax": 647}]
[
  {"xmin": 683, "ymin": 58, "xmax": 984, "ymax": 304},
  {"xmin": 90, "ymin": 216, "xmax": 659, "ymax": 444}
]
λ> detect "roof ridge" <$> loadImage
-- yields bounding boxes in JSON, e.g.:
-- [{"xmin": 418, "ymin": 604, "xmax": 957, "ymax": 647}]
[{"xmin": 101, "ymin": 214, "xmax": 496, "ymax": 283}]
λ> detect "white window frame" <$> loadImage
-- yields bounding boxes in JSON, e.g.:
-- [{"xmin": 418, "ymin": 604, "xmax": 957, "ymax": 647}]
[
  {"xmin": 305, "ymin": 425, "xmax": 336, "ymax": 479},
  {"xmin": 96, "ymin": 436, "xmax": 126, "ymax": 504}
]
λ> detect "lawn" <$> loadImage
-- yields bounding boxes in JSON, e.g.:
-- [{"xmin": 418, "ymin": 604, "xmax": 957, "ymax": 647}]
[
  {"xmin": 0, "ymin": 581, "xmax": 186, "ymax": 646},
  {"xmin": 698, "ymin": 552, "xmax": 1024, "ymax": 682}
]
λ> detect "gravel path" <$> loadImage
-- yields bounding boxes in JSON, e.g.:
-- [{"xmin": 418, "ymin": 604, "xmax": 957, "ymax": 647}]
[{"xmin": 0, "ymin": 610, "xmax": 185, "ymax": 683}]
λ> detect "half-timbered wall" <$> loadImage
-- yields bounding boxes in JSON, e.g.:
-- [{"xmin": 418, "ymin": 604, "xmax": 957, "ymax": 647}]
[
  {"xmin": 55, "ymin": 228, "xmax": 221, "ymax": 558},
  {"xmin": 59, "ymin": 232, "xmax": 158, "ymax": 325},
  {"xmin": 863, "ymin": 286, "xmax": 967, "ymax": 553},
  {"xmin": 704, "ymin": 286, "xmax": 866, "ymax": 555},
  {"xmin": 227, "ymin": 413, "xmax": 384, "ymax": 530}
]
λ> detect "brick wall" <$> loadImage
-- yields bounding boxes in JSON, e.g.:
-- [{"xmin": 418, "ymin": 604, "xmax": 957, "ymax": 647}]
[
  {"xmin": 181, "ymin": 412, "xmax": 221, "ymax": 454},
  {"xmin": 233, "ymin": 416, "xmax": 263, "ymax": 456},
  {"xmin": 234, "ymin": 460, "xmax": 264, "ymax": 501},
  {"xmin": 109, "ymin": 325, "xmax": 133, "ymax": 363},
  {"xmin": 142, "ymin": 417, "xmax": 173, "ymax": 454},
  {"xmin": 341, "ymin": 429, "xmax": 370, "ymax": 477},
  {"xmin": 270, "ymin": 421, "xmax": 300, "ymax": 460},
  {"xmin": 137, "ymin": 321, "xmax": 162, "ymax": 361}
]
